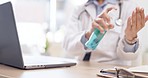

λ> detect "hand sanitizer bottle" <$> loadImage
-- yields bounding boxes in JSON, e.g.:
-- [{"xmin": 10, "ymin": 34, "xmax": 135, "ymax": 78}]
[
  {"xmin": 85, "ymin": 8, "xmax": 117, "ymax": 50},
  {"xmin": 85, "ymin": 28, "xmax": 106, "ymax": 50}
]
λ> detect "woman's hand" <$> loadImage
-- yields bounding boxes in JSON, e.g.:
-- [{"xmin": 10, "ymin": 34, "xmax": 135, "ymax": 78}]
[
  {"xmin": 85, "ymin": 7, "xmax": 115, "ymax": 39},
  {"xmin": 125, "ymin": 7, "xmax": 148, "ymax": 41}
]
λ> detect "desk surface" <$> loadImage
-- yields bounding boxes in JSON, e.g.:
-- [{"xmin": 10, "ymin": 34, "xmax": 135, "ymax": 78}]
[{"xmin": 0, "ymin": 62, "xmax": 122, "ymax": 78}]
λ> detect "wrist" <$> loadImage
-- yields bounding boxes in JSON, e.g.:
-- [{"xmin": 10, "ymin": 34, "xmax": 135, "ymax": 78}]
[
  {"xmin": 125, "ymin": 34, "xmax": 137, "ymax": 41},
  {"xmin": 124, "ymin": 35, "xmax": 138, "ymax": 45}
]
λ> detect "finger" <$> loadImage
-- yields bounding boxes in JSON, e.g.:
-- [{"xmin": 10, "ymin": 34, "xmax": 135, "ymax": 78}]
[
  {"xmin": 136, "ymin": 7, "xmax": 142, "ymax": 31},
  {"xmin": 101, "ymin": 13, "xmax": 110, "ymax": 23},
  {"xmin": 95, "ymin": 18, "xmax": 109, "ymax": 31},
  {"xmin": 145, "ymin": 15, "xmax": 148, "ymax": 23},
  {"xmin": 92, "ymin": 21, "xmax": 104, "ymax": 33},
  {"xmin": 141, "ymin": 8, "xmax": 145, "ymax": 27},
  {"xmin": 126, "ymin": 16, "xmax": 132, "ymax": 31},
  {"xmin": 103, "ymin": 12, "xmax": 112, "ymax": 23},
  {"xmin": 132, "ymin": 9, "xmax": 136, "ymax": 31}
]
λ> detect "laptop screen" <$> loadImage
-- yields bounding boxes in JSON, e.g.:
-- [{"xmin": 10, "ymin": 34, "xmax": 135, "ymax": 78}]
[{"xmin": 0, "ymin": 2, "xmax": 24, "ymax": 68}]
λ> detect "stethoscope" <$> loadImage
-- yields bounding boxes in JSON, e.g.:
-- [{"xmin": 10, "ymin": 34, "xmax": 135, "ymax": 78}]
[
  {"xmin": 115, "ymin": 0, "xmax": 123, "ymax": 26},
  {"xmin": 78, "ymin": 0, "xmax": 123, "ymax": 26}
]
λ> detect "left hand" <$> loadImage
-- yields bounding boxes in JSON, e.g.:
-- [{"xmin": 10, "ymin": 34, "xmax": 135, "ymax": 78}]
[{"xmin": 125, "ymin": 7, "xmax": 148, "ymax": 41}]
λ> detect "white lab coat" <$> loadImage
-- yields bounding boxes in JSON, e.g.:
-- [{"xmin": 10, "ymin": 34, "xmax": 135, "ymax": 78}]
[{"xmin": 63, "ymin": 0, "xmax": 140, "ymax": 66}]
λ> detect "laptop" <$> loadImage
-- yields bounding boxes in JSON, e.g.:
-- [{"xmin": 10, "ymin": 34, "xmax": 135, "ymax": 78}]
[{"xmin": 0, "ymin": 2, "xmax": 76, "ymax": 69}]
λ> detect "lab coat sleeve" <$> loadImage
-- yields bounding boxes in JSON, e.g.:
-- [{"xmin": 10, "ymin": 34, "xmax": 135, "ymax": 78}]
[
  {"xmin": 117, "ymin": 37, "xmax": 140, "ymax": 60},
  {"xmin": 63, "ymin": 5, "xmax": 87, "ymax": 57},
  {"xmin": 123, "ymin": 38, "xmax": 139, "ymax": 52}
]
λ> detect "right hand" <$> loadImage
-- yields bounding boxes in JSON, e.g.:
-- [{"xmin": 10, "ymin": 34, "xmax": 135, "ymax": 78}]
[{"xmin": 85, "ymin": 7, "xmax": 116, "ymax": 39}]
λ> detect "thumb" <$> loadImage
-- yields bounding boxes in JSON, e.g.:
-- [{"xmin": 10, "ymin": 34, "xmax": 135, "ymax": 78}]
[{"xmin": 145, "ymin": 15, "xmax": 148, "ymax": 23}]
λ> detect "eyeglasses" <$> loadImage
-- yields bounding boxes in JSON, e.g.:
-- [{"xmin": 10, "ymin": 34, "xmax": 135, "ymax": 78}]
[{"xmin": 100, "ymin": 68, "xmax": 135, "ymax": 78}]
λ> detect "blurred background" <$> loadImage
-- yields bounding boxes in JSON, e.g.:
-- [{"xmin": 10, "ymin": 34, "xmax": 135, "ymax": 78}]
[{"xmin": 0, "ymin": 0, "xmax": 148, "ymax": 65}]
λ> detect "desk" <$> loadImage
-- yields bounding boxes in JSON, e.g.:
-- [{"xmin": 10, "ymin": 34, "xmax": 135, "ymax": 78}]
[{"xmin": 0, "ymin": 62, "xmax": 122, "ymax": 78}]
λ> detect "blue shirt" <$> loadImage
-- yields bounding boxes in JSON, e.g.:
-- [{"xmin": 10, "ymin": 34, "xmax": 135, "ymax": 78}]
[
  {"xmin": 81, "ymin": 0, "xmax": 139, "ymax": 52},
  {"xmin": 86, "ymin": 0, "xmax": 117, "ymax": 15}
]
